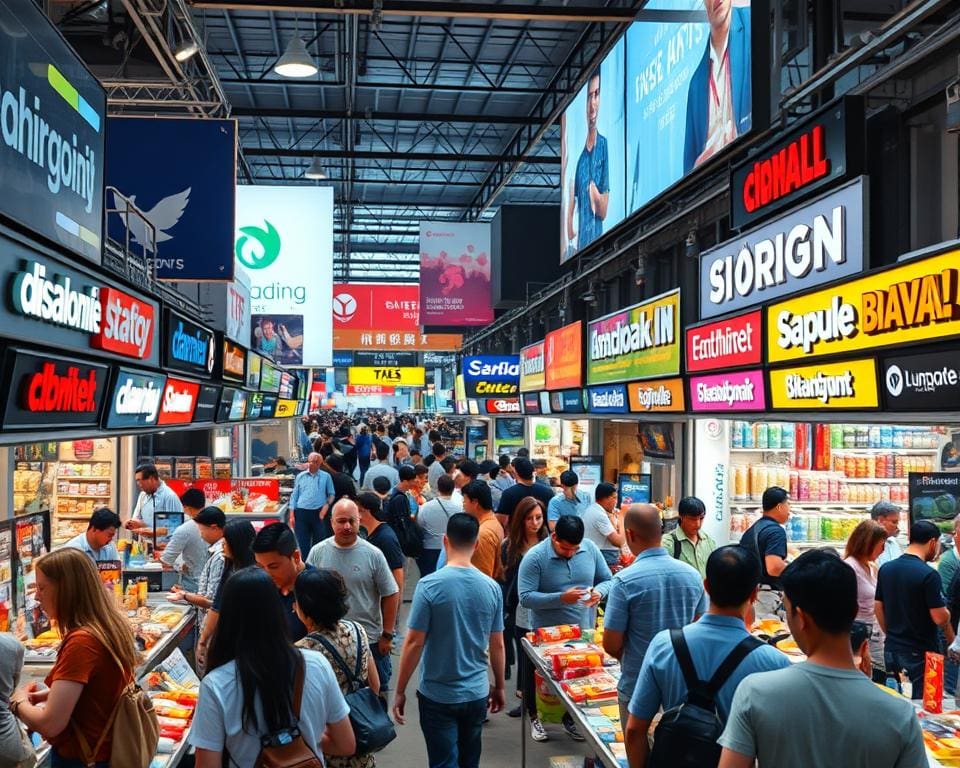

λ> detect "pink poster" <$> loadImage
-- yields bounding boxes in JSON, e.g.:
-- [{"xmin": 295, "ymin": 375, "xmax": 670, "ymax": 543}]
[
  {"xmin": 419, "ymin": 222, "xmax": 494, "ymax": 326},
  {"xmin": 689, "ymin": 370, "xmax": 766, "ymax": 412}
]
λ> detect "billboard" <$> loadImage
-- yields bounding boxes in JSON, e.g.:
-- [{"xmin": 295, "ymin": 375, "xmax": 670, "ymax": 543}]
[
  {"xmin": 420, "ymin": 222, "xmax": 493, "ymax": 326},
  {"xmin": 332, "ymin": 283, "xmax": 419, "ymax": 330},
  {"xmin": 348, "ymin": 367, "xmax": 425, "ymax": 387},
  {"xmin": 519, "ymin": 342, "xmax": 546, "ymax": 393},
  {"xmin": 626, "ymin": 0, "xmax": 754, "ymax": 216},
  {"xmin": 545, "ymin": 321, "xmax": 583, "ymax": 390},
  {"xmin": 0, "ymin": 0, "xmax": 105, "ymax": 263},
  {"xmin": 235, "ymin": 186, "xmax": 333, "ymax": 366},
  {"xmin": 106, "ymin": 117, "xmax": 237, "ymax": 280},
  {"xmin": 560, "ymin": 37, "xmax": 626, "ymax": 262},
  {"xmin": 686, "ymin": 310, "xmax": 762, "ymax": 372},
  {"xmin": 462, "ymin": 356, "xmax": 520, "ymax": 397}
]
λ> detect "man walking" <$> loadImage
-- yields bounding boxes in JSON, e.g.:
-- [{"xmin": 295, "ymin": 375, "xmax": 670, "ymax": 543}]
[
  {"xmin": 876, "ymin": 519, "xmax": 954, "ymax": 698},
  {"xmin": 603, "ymin": 504, "xmax": 706, "ymax": 724},
  {"xmin": 393, "ymin": 514, "xmax": 505, "ymax": 768},
  {"xmin": 547, "ymin": 470, "xmax": 590, "ymax": 531},
  {"xmin": 427, "ymin": 442, "xmax": 449, "ymax": 493},
  {"xmin": 739, "ymin": 486, "xmax": 791, "ymax": 617},
  {"xmin": 252, "ymin": 523, "xmax": 312, "ymax": 641},
  {"xmin": 625, "ymin": 546, "xmax": 789, "ymax": 767},
  {"xmin": 662, "ymin": 496, "xmax": 718, "ymax": 578},
  {"xmin": 416, "ymin": 474, "xmax": 462, "ymax": 576},
  {"xmin": 307, "ymin": 499, "xmax": 400, "ymax": 690},
  {"xmin": 581, "ymin": 482, "xmax": 625, "ymax": 566},
  {"xmin": 362, "ymin": 442, "xmax": 400, "ymax": 491},
  {"xmin": 289, "ymin": 452, "xmax": 335, "ymax": 556},
  {"xmin": 452, "ymin": 480, "xmax": 504, "ymax": 580}
]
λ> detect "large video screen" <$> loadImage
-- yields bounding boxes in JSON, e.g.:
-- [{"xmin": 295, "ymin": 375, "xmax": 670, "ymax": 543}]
[
  {"xmin": 626, "ymin": 0, "xmax": 754, "ymax": 215},
  {"xmin": 560, "ymin": 37, "xmax": 626, "ymax": 263}
]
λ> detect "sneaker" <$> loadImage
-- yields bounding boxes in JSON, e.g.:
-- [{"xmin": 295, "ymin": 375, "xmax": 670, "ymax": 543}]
[
  {"xmin": 562, "ymin": 714, "xmax": 585, "ymax": 742},
  {"xmin": 530, "ymin": 718, "xmax": 549, "ymax": 742},
  {"xmin": 507, "ymin": 705, "xmax": 522, "ymax": 718}
]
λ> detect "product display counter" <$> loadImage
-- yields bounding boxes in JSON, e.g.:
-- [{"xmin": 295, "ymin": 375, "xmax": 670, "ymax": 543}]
[{"xmin": 225, "ymin": 502, "xmax": 289, "ymax": 530}]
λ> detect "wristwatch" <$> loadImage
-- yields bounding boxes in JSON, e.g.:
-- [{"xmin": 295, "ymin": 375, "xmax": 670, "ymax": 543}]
[{"xmin": 381, "ymin": 631, "xmax": 395, "ymax": 641}]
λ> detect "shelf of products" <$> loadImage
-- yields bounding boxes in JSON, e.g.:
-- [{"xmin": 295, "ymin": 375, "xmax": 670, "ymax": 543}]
[{"xmin": 51, "ymin": 440, "xmax": 117, "ymax": 546}]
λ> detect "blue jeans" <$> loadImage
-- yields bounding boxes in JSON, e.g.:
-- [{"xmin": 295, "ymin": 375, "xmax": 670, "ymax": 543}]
[
  {"xmin": 417, "ymin": 692, "xmax": 488, "ymax": 768},
  {"xmin": 51, "ymin": 749, "xmax": 108, "ymax": 768},
  {"xmin": 416, "ymin": 549, "xmax": 441, "ymax": 578},
  {"xmin": 293, "ymin": 507, "xmax": 326, "ymax": 556},
  {"xmin": 370, "ymin": 641, "xmax": 392, "ymax": 691},
  {"xmin": 885, "ymin": 648, "xmax": 926, "ymax": 700}
]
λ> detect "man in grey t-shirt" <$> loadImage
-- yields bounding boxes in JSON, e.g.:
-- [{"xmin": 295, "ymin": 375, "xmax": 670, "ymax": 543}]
[
  {"xmin": 307, "ymin": 499, "xmax": 400, "ymax": 690},
  {"xmin": 718, "ymin": 549, "xmax": 926, "ymax": 768},
  {"xmin": 416, "ymin": 474, "xmax": 462, "ymax": 576}
]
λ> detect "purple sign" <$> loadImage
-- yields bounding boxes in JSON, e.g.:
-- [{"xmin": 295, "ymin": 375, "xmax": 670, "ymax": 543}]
[{"xmin": 690, "ymin": 370, "xmax": 766, "ymax": 412}]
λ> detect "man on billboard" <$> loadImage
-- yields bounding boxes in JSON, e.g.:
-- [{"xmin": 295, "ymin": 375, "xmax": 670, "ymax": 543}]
[
  {"xmin": 683, "ymin": 0, "xmax": 752, "ymax": 174},
  {"xmin": 567, "ymin": 69, "xmax": 610, "ymax": 254}
]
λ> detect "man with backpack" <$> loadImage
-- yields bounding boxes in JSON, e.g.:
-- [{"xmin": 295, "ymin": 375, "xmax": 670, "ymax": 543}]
[
  {"xmin": 385, "ymin": 465, "xmax": 424, "ymax": 560},
  {"xmin": 624, "ymin": 546, "xmax": 790, "ymax": 768},
  {"xmin": 662, "ymin": 496, "xmax": 717, "ymax": 578}
]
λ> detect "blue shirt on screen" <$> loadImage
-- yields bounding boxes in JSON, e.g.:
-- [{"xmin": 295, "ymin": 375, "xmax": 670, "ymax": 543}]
[
  {"xmin": 290, "ymin": 468, "xmax": 335, "ymax": 511},
  {"xmin": 603, "ymin": 548, "xmax": 707, "ymax": 697},
  {"xmin": 407, "ymin": 565, "xmax": 504, "ymax": 704},
  {"xmin": 574, "ymin": 134, "xmax": 609, "ymax": 250}
]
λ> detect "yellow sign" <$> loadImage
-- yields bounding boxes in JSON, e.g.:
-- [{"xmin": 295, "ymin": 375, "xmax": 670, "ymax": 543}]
[
  {"xmin": 348, "ymin": 366, "xmax": 425, "ymax": 387},
  {"xmin": 274, "ymin": 399, "xmax": 299, "ymax": 418},
  {"xmin": 767, "ymin": 250, "xmax": 960, "ymax": 363},
  {"xmin": 769, "ymin": 358, "xmax": 879, "ymax": 409}
]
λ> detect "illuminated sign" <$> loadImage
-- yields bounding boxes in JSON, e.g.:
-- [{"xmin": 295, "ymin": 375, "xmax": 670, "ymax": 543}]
[
  {"xmin": 587, "ymin": 385, "xmax": 628, "ymax": 414},
  {"xmin": 519, "ymin": 342, "xmax": 546, "ymax": 393},
  {"xmin": 103, "ymin": 369, "xmax": 166, "ymax": 428},
  {"xmin": 345, "ymin": 385, "xmax": 396, "ymax": 396},
  {"xmin": 274, "ymin": 398, "xmax": 299, "ymax": 418},
  {"xmin": 689, "ymin": 370, "xmax": 766, "ymax": 412},
  {"xmin": 882, "ymin": 349, "xmax": 960, "ymax": 412},
  {"xmin": 767, "ymin": 249, "xmax": 960, "ymax": 363},
  {"xmin": 3, "ymin": 350, "xmax": 108, "ymax": 428},
  {"xmin": 92, "ymin": 287, "xmax": 155, "ymax": 360},
  {"xmin": 333, "ymin": 329, "xmax": 462, "ymax": 351},
  {"xmin": 157, "ymin": 377, "xmax": 201, "ymax": 426},
  {"xmin": 769, "ymin": 358, "xmax": 879, "ymax": 410},
  {"xmin": 545, "ymin": 321, "xmax": 583, "ymax": 390},
  {"xmin": 348, "ymin": 366, "xmax": 425, "ymax": 387},
  {"xmin": 193, "ymin": 384, "xmax": 220, "ymax": 423},
  {"xmin": 685, "ymin": 311, "xmax": 761, "ymax": 373},
  {"xmin": 163, "ymin": 309, "xmax": 214, "ymax": 376},
  {"xmin": 462, "ymin": 356, "xmax": 520, "ymax": 397},
  {"xmin": 222, "ymin": 340, "xmax": 246, "ymax": 381},
  {"xmin": 522, "ymin": 393, "xmax": 541, "ymax": 415},
  {"xmin": 626, "ymin": 378, "xmax": 686, "ymax": 413},
  {"xmin": 484, "ymin": 398, "xmax": 521, "ymax": 414}
]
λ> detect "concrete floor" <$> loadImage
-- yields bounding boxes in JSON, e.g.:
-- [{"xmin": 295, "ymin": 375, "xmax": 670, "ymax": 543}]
[{"xmin": 376, "ymin": 565, "xmax": 594, "ymax": 768}]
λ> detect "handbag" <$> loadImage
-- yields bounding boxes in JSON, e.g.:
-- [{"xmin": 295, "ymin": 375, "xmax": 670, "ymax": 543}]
[{"xmin": 310, "ymin": 623, "xmax": 397, "ymax": 754}]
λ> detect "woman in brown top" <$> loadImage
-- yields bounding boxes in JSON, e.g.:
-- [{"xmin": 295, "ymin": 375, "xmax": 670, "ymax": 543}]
[{"xmin": 294, "ymin": 568, "xmax": 381, "ymax": 768}]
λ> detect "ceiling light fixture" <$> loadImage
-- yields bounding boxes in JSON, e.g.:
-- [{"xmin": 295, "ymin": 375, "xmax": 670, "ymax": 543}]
[
  {"xmin": 304, "ymin": 157, "xmax": 328, "ymax": 180},
  {"xmin": 274, "ymin": 35, "xmax": 318, "ymax": 78},
  {"xmin": 174, "ymin": 40, "xmax": 199, "ymax": 62}
]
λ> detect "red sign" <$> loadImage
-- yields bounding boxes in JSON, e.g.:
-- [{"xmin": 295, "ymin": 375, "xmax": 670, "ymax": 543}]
[
  {"xmin": 686, "ymin": 310, "xmax": 762, "ymax": 373},
  {"xmin": 485, "ymin": 398, "xmax": 521, "ymax": 414},
  {"xmin": 157, "ymin": 377, "xmax": 201, "ymax": 426},
  {"xmin": 26, "ymin": 362, "xmax": 98, "ymax": 413},
  {"xmin": 742, "ymin": 125, "xmax": 829, "ymax": 216},
  {"xmin": 332, "ymin": 284, "xmax": 420, "ymax": 331},
  {"xmin": 346, "ymin": 384, "xmax": 396, "ymax": 396},
  {"xmin": 545, "ymin": 321, "xmax": 583, "ymax": 390},
  {"xmin": 91, "ymin": 287, "xmax": 155, "ymax": 359},
  {"xmin": 167, "ymin": 477, "xmax": 280, "ymax": 513}
]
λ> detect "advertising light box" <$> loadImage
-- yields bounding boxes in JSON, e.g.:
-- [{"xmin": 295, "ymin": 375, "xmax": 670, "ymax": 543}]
[
  {"xmin": 332, "ymin": 283, "xmax": 420, "ymax": 331},
  {"xmin": 103, "ymin": 369, "xmax": 166, "ymax": 429},
  {"xmin": 462, "ymin": 356, "xmax": 521, "ymax": 397},
  {"xmin": 348, "ymin": 367, "xmax": 425, "ymax": 388},
  {"xmin": 545, "ymin": 321, "xmax": 583, "ymax": 390},
  {"xmin": 769, "ymin": 358, "xmax": 879, "ymax": 411},
  {"xmin": 627, "ymin": 378, "xmax": 686, "ymax": 414},
  {"xmin": 686, "ymin": 310, "xmax": 762, "ymax": 373},
  {"xmin": 519, "ymin": 342, "xmax": 546, "ymax": 393},
  {"xmin": 2, "ymin": 350, "xmax": 109, "ymax": 429},
  {"xmin": 689, "ymin": 370, "xmax": 766, "ymax": 412},
  {"xmin": 882, "ymin": 349, "xmax": 960, "ymax": 412},
  {"xmin": 419, "ymin": 222, "xmax": 493, "ymax": 326}
]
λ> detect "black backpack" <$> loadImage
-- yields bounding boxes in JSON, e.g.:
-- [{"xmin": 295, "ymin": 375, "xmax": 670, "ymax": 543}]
[
  {"xmin": 648, "ymin": 629, "xmax": 763, "ymax": 768},
  {"xmin": 386, "ymin": 490, "xmax": 424, "ymax": 559}
]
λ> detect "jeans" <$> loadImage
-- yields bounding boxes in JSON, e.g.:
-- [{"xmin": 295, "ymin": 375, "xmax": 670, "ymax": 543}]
[
  {"xmin": 370, "ymin": 641, "xmax": 393, "ymax": 691},
  {"xmin": 885, "ymin": 648, "xmax": 927, "ymax": 699},
  {"xmin": 416, "ymin": 549, "xmax": 441, "ymax": 578},
  {"xmin": 359, "ymin": 457, "xmax": 371, "ymax": 486},
  {"xmin": 417, "ymin": 692, "xmax": 488, "ymax": 768},
  {"xmin": 293, "ymin": 507, "xmax": 325, "ymax": 557},
  {"xmin": 515, "ymin": 625, "xmax": 536, "ymax": 717},
  {"xmin": 939, "ymin": 626, "xmax": 958, "ymax": 695},
  {"xmin": 601, "ymin": 550, "xmax": 620, "ymax": 567},
  {"xmin": 51, "ymin": 749, "xmax": 108, "ymax": 768}
]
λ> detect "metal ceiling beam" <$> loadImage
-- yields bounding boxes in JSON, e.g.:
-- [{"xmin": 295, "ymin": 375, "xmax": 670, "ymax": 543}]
[
  {"xmin": 188, "ymin": 1, "xmax": 639, "ymax": 23},
  {"xmin": 219, "ymin": 77, "xmax": 554, "ymax": 95},
  {"xmin": 250, "ymin": 173, "xmax": 555, "ymax": 188},
  {"xmin": 243, "ymin": 147, "xmax": 560, "ymax": 162},
  {"xmin": 339, "ymin": 241, "xmax": 420, "ymax": 253},
  {"xmin": 231, "ymin": 106, "xmax": 540, "ymax": 125}
]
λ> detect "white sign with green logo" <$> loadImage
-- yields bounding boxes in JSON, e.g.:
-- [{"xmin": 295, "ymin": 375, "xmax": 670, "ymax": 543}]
[{"xmin": 235, "ymin": 186, "xmax": 333, "ymax": 366}]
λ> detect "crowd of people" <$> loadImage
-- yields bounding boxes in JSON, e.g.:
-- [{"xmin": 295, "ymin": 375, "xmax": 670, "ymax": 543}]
[{"xmin": 0, "ymin": 410, "xmax": 951, "ymax": 768}]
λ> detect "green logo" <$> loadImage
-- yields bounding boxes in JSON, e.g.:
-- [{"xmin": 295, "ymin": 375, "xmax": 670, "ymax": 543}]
[{"xmin": 235, "ymin": 220, "xmax": 281, "ymax": 270}]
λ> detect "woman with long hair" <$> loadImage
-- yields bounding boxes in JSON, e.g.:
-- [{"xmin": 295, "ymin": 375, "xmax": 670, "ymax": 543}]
[
  {"xmin": 9, "ymin": 548, "xmax": 138, "ymax": 767},
  {"xmin": 197, "ymin": 519, "xmax": 256, "ymax": 671},
  {"xmin": 500, "ymin": 497, "xmax": 548, "ymax": 735},
  {"xmin": 295, "ymin": 568, "xmax": 380, "ymax": 768},
  {"xmin": 844, "ymin": 519, "xmax": 888, "ymax": 681},
  {"xmin": 190, "ymin": 567, "xmax": 355, "ymax": 766}
]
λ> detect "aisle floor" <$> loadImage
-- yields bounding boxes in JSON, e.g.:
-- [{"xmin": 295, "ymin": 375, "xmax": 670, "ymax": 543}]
[{"xmin": 376, "ymin": 564, "xmax": 594, "ymax": 768}]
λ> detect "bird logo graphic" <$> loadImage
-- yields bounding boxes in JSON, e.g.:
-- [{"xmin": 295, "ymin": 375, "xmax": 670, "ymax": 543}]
[
  {"xmin": 112, "ymin": 187, "xmax": 191, "ymax": 251},
  {"xmin": 235, "ymin": 220, "xmax": 282, "ymax": 270}
]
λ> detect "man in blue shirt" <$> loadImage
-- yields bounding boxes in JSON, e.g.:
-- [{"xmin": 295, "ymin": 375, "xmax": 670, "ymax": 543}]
[
  {"xmin": 289, "ymin": 452, "xmax": 336, "ymax": 556},
  {"xmin": 603, "ymin": 503, "xmax": 707, "ymax": 724},
  {"xmin": 393, "ymin": 513, "xmax": 505, "ymax": 768},
  {"xmin": 126, "ymin": 463, "xmax": 183, "ymax": 533},
  {"xmin": 566, "ymin": 68, "xmax": 609, "ymax": 254},
  {"xmin": 519, "ymin": 515, "xmax": 612, "ymax": 741},
  {"xmin": 546, "ymin": 470, "xmax": 590, "ymax": 531},
  {"xmin": 625, "ymin": 546, "xmax": 791, "ymax": 767},
  {"xmin": 64, "ymin": 507, "xmax": 121, "ymax": 563}
]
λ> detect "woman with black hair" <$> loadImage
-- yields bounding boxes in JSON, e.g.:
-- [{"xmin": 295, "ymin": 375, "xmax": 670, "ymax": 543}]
[
  {"xmin": 295, "ymin": 568, "xmax": 380, "ymax": 768},
  {"xmin": 196, "ymin": 519, "xmax": 256, "ymax": 671},
  {"xmin": 189, "ymin": 567, "xmax": 355, "ymax": 767}
]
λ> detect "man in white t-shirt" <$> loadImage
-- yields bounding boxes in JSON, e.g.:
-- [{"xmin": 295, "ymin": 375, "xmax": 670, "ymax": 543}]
[{"xmin": 581, "ymin": 482, "xmax": 625, "ymax": 566}]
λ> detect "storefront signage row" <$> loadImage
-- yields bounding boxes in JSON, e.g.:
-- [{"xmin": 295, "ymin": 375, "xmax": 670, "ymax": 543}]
[
  {"xmin": 587, "ymin": 289, "xmax": 680, "ymax": 386},
  {"xmin": 699, "ymin": 178, "xmax": 865, "ymax": 321},
  {"xmin": 685, "ymin": 310, "xmax": 762, "ymax": 373},
  {"xmin": 462, "ymin": 355, "xmax": 520, "ymax": 397},
  {"xmin": 519, "ymin": 342, "xmax": 546, "ymax": 393}
]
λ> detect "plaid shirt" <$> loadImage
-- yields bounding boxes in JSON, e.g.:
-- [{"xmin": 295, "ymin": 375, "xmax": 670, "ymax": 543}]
[{"xmin": 196, "ymin": 539, "xmax": 225, "ymax": 625}]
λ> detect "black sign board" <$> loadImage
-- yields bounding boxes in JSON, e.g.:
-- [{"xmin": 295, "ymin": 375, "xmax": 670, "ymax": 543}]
[
  {"xmin": 193, "ymin": 383, "xmax": 221, "ymax": 423},
  {"xmin": 908, "ymin": 472, "xmax": 960, "ymax": 532},
  {"xmin": 354, "ymin": 351, "xmax": 418, "ymax": 368},
  {"xmin": 881, "ymin": 349, "xmax": 960, "ymax": 412},
  {"xmin": 261, "ymin": 393, "xmax": 278, "ymax": 419},
  {"xmin": 730, "ymin": 96, "xmax": 864, "ymax": 230},
  {"xmin": 550, "ymin": 389, "xmax": 586, "ymax": 414},
  {"xmin": 2, "ymin": 349, "xmax": 109, "ymax": 429},
  {"xmin": 522, "ymin": 392, "xmax": 541, "ymax": 415},
  {"xmin": 163, "ymin": 309, "xmax": 215, "ymax": 377},
  {"xmin": 424, "ymin": 352, "xmax": 457, "ymax": 367},
  {"xmin": 216, "ymin": 387, "xmax": 238, "ymax": 423},
  {"xmin": 103, "ymin": 368, "xmax": 166, "ymax": 429}
]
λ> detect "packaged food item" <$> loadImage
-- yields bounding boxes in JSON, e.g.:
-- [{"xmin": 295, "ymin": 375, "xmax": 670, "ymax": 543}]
[
  {"xmin": 561, "ymin": 671, "xmax": 619, "ymax": 703},
  {"xmin": 550, "ymin": 651, "xmax": 603, "ymax": 677},
  {"xmin": 924, "ymin": 652, "xmax": 944, "ymax": 714},
  {"xmin": 534, "ymin": 625, "xmax": 582, "ymax": 644}
]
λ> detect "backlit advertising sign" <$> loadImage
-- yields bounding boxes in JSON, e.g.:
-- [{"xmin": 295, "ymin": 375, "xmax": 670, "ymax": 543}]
[
  {"xmin": 332, "ymin": 283, "xmax": 419, "ymax": 330},
  {"xmin": 354, "ymin": 351, "xmax": 418, "ymax": 368},
  {"xmin": 2, "ymin": 350, "xmax": 108, "ymax": 429},
  {"xmin": 193, "ymin": 384, "xmax": 220, "ymax": 423},
  {"xmin": 882, "ymin": 348, "xmax": 960, "ymax": 412},
  {"xmin": 419, "ymin": 222, "xmax": 493, "ymax": 326},
  {"xmin": 627, "ymin": 378, "xmax": 686, "ymax": 413},
  {"xmin": 587, "ymin": 384, "xmax": 628, "ymax": 414},
  {"xmin": 484, "ymin": 398, "xmax": 521, "ymax": 415},
  {"xmin": 522, "ymin": 393, "xmax": 541, "ymax": 415},
  {"xmin": 345, "ymin": 385, "xmax": 396, "ymax": 396},
  {"xmin": 462, "ymin": 356, "xmax": 520, "ymax": 397},
  {"xmin": 685, "ymin": 310, "xmax": 762, "ymax": 373},
  {"xmin": 245, "ymin": 352, "xmax": 262, "ymax": 389},
  {"xmin": 769, "ymin": 358, "xmax": 879, "ymax": 410},
  {"xmin": 700, "ymin": 178, "xmax": 865, "ymax": 320},
  {"xmin": 519, "ymin": 342, "xmax": 546, "ymax": 393},
  {"xmin": 689, "ymin": 369, "xmax": 766, "ymax": 412},
  {"xmin": 162, "ymin": 309, "xmax": 215, "ymax": 377},
  {"xmin": 221, "ymin": 339, "xmax": 246, "ymax": 382},
  {"xmin": 260, "ymin": 360, "xmax": 281, "ymax": 392},
  {"xmin": 156, "ymin": 377, "xmax": 201, "ymax": 426},
  {"xmin": 545, "ymin": 321, "xmax": 583, "ymax": 390},
  {"xmin": 348, "ymin": 367, "xmax": 425, "ymax": 387},
  {"xmin": 103, "ymin": 368, "xmax": 166, "ymax": 429}
]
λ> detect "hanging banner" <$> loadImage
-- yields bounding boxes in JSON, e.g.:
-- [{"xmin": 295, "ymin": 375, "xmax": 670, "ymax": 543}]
[
  {"xmin": 419, "ymin": 222, "xmax": 493, "ymax": 326},
  {"xmin": 587, "ymin": 289, "xmax": 680, "ymax": 385},
  {"xmin": 106, "ymin": 117, "xmax": 237, "ymax": 280},
  {"xmin": 354, "ymin": 351, "xmax": 418, "ymax": 368},
  {"xmin": 333, "ymin": 329, "xmax": 462, "ymax": 351},
  {"xmin": 348, "ymin": 367, "xmax": 425, "ymax": 387},
  {"xmin": 769, "ymin": 358, "xmax": 879, "ymax": 410},
  {"xmin": 545, "ymin": 321, "xmax": 583, "ymax": 390},
  {"xmin": 462, "ymin": 356, "xmax": 520, "ymax": 397},
  {"xmin": 689, "ymin": 370, "xmax": 766, "ymax": 412},
  {"xmin": 332, "ymin": 284, "xmax": 419, "ymax": 330},
  {"xmin": 766, "ymin": 248, "xmax": 960, "ymax": 363},
  {"xmin": 236, "ymin": 186, "xmax": 333, "ymax": 365},
  {"xmin": 519, "ymin": 342, "xmax": 546, "ymax": 393},
  {"xmin": 0, "ymin": 0, "xmax": 105, "ymax": 263},
  {"xmin": 626, "ymin": 378, "xmax": 686, "ymax": 413},
  {"xmin": 686, "ymin": 310, "xmax": 762, "ymax": 373}
]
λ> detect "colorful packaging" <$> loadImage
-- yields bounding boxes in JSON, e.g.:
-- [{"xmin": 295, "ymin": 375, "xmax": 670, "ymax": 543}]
[
  {"xmin": 535, "ymin": 625, "xmax": 582, "ymax": 644},
  {"xmin": 924, "ymin": 652, "xmax": 944, "ymax": 713},
  {"xmin": 551, "ymin": 651, "xmax": 603, "ymax": 677}
]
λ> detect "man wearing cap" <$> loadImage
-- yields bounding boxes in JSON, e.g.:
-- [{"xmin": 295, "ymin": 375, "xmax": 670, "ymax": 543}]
[{"xmin": 546, "ymin": 470, "xmax": 591, "ymax": 532}]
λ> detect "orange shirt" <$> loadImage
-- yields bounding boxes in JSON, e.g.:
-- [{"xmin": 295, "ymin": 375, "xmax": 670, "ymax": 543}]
[
  {"xmin": 473, "ymin": 512, "xmax": 504, "ymax": 580},
  {"xmin": 45, "ymin": 629, "xmax": 128, "ymax": 761}
]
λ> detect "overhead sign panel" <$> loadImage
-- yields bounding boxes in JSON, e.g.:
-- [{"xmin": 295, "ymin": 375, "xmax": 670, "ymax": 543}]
[
  {"xmin": 3, "ymin": 350, "xmax": 109, "ymax": 429},
  {"xmin": 587, "ymin": 384, "xmax": 628, "ymax": 414},
  {"xmin": 0, "ymin": 0, "xmax": 105, "ymax": 263},
  {"xmin": 162, "ymin": 309, "xmax": 215, "ymax": 377},
  {"xmin": 689, "ymin": 369, "xmax": 767, "ymax": 412},
  {"xmin": 419, "ymin": 222, "xmax": 493, "ymax": 326},
  {"xmin": 354, "ymin": 351, "xmax": 418, "ymax": 368},
  {"xmin": 686, "ymin": 310, "xmax": 762, "ymax": 373},
  {"xmin": 882, "ymin": 348, "xmax": 960, "ymax": 412},
  {"xmin": 156, "ymin": 377, "xmax": 201, "ymax": 426},
  {"xmin": 627, "ymin": 378, "xmax": 686, "ymax": 413},
  {"xmin": 462, "ymin": 355, "xmax": 520, "ymax": 397},
  {"xmin": 332, "ymin": 283, "xmax": 420, "ymax": 330},
  {"xmin": 236, "ymin": 186, "xmax": 333, "ymax": 366},
  {"xmin": 545, "ymin": 321, "xmax": 583, "ymax": 390},
  {"xmin": 348, "ymin": 367, "xmax": 425, "ymax": 387},
  {"xmin": 769, "ymin": 358, "xmax": 879, "ymax": 410},
  {"xmin": 103, "ymin": 368, "xmax": 166, "ymax": 428},
  {"xmin": 519, "ymin": 342, "xmax": 546, "ymax": 393},
  {"xmin": 700, "ymin": 178, "xmax": 865, "ymax": 320},
  {"xmin": 333, "ymin": 329, "xmax": 462, "ymax": 351}
]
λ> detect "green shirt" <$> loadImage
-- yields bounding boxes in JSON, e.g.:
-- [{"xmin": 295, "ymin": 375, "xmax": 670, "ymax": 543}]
[
  {"xmin": 663, "ymin": 527, "xmax": 716, "ymax": 578},
  {"xmin": 939, "ymin": 547, "xmax": 959, "ymax": 600}
]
